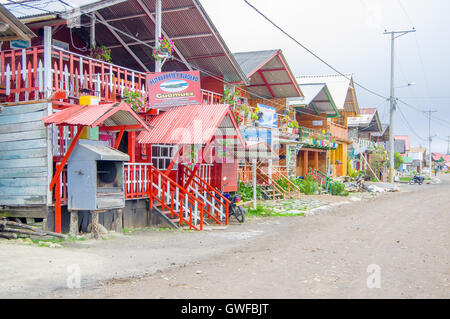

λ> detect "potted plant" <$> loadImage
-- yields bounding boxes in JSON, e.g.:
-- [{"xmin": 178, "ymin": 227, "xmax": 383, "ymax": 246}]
[
  {"xmin": 90, "ymin": 45, "xmax": 112, "ymax": 63},
  {"xmin": 123, "ymin": 89, "xmax": 148, "ymax": 113},
  {"xmin": 287, "ymin": 119, "xmax": 299, "ymax": 134},
  {"xmin": 280, "ymin": 114, "xmax": 290, "ymax": 133},
  {"xmin": 152, "ymin": 36, "xmax": 174, "ymax": 61}
]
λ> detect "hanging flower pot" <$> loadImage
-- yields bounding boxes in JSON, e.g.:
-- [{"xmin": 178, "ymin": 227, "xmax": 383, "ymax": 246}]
[{"xmin": 152, "ymin": 36, "xmax": 174, "ymax": 62}]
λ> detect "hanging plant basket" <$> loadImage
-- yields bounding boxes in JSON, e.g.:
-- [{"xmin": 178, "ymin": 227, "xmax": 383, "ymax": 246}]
[{"xmin": 152, "ymin": 36, "xmax": 174, "ymax": 61}]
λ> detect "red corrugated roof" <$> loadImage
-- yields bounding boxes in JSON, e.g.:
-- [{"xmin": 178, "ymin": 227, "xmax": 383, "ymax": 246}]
[
  {"xmin": 432, "ymin": 153, "xmax": 450, "ymax": 162},
  {"xmin": 138, "ymin": 104, "xmax": 246, "ymax": 146},
  {"xmin": 41, "ymin": 102, "xmax": 151, "ymax": 131}
]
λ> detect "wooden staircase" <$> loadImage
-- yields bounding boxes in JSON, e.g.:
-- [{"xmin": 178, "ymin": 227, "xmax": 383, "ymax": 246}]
[
  {"xmin": 256, "ymin": 167, "xmax": 286, "ymax": 200},
  {"xmin": 181, "ymin": 165, "xmax": 230, "ymax": 226}
]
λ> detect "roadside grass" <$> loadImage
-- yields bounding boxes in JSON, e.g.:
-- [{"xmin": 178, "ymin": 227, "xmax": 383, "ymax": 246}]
[{"xmin": 247, "ymin": 204, "xmax": 306, "ymax": 218}]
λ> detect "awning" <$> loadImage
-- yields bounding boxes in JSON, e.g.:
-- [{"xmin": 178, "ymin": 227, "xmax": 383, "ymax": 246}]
[
  {"xmin": 288, "ymin": 83, "xmax": 339, "ymax": 117},
  {"xmin": 297, "ymin": 74, "xmax": 360, "ymax": 113},
  {"xmin": 233, "ymin": 49, "xmax": 303, "ymax": 99},
  {"xmin": 138, "ymin": 104, "xmax": 246, "ymax": 147},
  {"xmin": 0, "ymin": 4, "xmax": 36, "ymax": 42},
  {"xmin": 41, "ymin": 102, "xmax": 152, "ymax": 132}
]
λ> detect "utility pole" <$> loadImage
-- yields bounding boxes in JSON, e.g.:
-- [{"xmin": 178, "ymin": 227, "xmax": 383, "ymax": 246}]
[
  {"xmin": 155, "ymin": 0, "xmax": 162, "ymax": 72},
  {"xmin": 446, "ymin": 136, "xmax": 450, "ymax": 155},
  {"xmin": 424, "ymin": 109, "xmax": 437, "ymax": 179},
  {"xmin": 384, "ymin": 29, "xmax": 416, "ymax": 183}
]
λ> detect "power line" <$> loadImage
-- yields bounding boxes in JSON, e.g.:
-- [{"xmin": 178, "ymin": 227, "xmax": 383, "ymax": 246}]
[
  {"xmin": 242, "ymin": 0, "xmax": 388, "ymax": 101},
  {"xmin": 397, "ymin": 105, "xmax": 426, "ymax": 141},
  {"xmin": 92, "ymin": 13, "xmax": 299, "ymax": 115},
  {"xmin": 397, "ymin": 99, "xmax": 450, "ymax": 129}
]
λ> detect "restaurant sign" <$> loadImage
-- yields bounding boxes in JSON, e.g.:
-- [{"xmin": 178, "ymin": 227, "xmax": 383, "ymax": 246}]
[{"xmin": 147, "ymin": 71, "xmax": 201, "ymax": 109}]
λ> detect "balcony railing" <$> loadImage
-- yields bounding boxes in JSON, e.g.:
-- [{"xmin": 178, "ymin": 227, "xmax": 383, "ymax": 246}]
[
  {"xmin": 0, "ymin": 45, "xmax": 223, "ymax": 106},
  {"xmin": 327, "ymin": 122, "xmax": 348, "ymax": 141},
  {"xmin": 299, "ymin": 126, "xmax": 337, "ymax": 149}
]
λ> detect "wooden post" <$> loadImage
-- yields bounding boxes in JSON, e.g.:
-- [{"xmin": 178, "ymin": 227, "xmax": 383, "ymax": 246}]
[
  {"xmin": 252, "ymin": 159, "xmax": 257, "ymax": 209},
  {"xmin": 114, "ymin": 209, "xmax": 123, "ymax": 233},
  {"xmin": 128, "ymin": 131, "xmax": 136, "ymax": 162},
  {"xmin": 315, "ymin": 151, "xmax": 319, "ymax": 170},
  {"xmin": 303, "ymin": 150, "xmax": 308, "ymax": 176},
  {"xmin": 90, "ymin": 15, "xmax": 96, "ymax": 49},
  {"xmin": 91, "ymin": 211, "xmax": 99, "ymax": 239},
  {"xmin": 69, "ymin": 210, "xmax": 78, "ymax": 237},
  {"xmin": 55, "ymin": 177, "xmax": 61, "ymax": 233},
  {"xmin": 44, "ymin": 26, "xmax": 53, "ymax": 206},
  {"xmin": 268, "ymin": 159, "xmax": 273, "ymax": 185}
]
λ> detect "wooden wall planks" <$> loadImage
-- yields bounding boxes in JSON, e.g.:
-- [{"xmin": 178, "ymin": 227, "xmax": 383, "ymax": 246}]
[{"xmin": 0, "ymin": 102, "xmax": 49, "ymax": 206}]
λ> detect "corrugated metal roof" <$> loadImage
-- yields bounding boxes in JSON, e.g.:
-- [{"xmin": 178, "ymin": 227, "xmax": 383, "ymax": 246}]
[
  {"xmin": 233, "ymin": 49, "xmax": 302, "ymax": 99},
  {"xmin": 0, "ymin": 4, "xmax": 36, "ymax": 41},
  {"xmin": 78, "ymin": 0, "xmax": 247, "ymax": 83},
  {"xmin": 137, "ymin": 104, "xmax": 246, "ymax": 146},
  {"xmin": 297, "ymin": 74, "xmax": 360, "ymax": 113},
  {"xmin": 233, "ymin": 50, "xmax": 279, "ymax": 77},
  {"xmin": 288, "ymin": 83, "xmax": 338, "ymax": 116},
  {"xmin": 41, "ymin": 102, "xmax": 151, "ymax": 131}
]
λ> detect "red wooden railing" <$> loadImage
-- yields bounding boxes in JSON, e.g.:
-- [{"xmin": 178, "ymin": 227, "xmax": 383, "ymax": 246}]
[
  {"xmin": 124, "ymin": 163, "xmax": 206, "ymax": 230},
  {"xmin": 201, "ymin": 89, "xmax": 223, "ymax": 104},
  {"xmin": 1, "ymin": 45, "xmax": 224, "ymax": 106},
  {"xmin": 0, "ymin": 46, "xmax": 45, "ymax": 102},
  {"xmin": 52, "ymin": 165, "xmax": 68, "ymax": 205},
  {"xmin": 328, "ymin": 122, "xmax": 348, "ymax": 141},
  {"xmin": 181, "ymin": 164, "xmax": 230, "ymax": 225},
  {"xmin": 0, "ymin": 45, "xmax": 148, "ymax": 103}
]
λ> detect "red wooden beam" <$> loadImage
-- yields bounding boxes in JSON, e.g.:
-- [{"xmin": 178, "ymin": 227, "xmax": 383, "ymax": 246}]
[
  {"xmin": 164, "ymin": 147, "xmax": 183, "ymax": 175},
  {"xmin": 128, "ymin": 132, "xmax": 136, "ymax": 162},
  {"xmin": 183, "ymin": 164, "xmax": 200, "ymax": 189},
  {"xmin": 99, "ymin": 125, "xmax": 142, "ymax": 132},
  {"xmin": 260, "ymin": 68, "xmax": 285, "ymax": 72},
  {"xmin": 277, "ymin": 52, "xmax": 303, "ymax": 97},
  {"xmin": 248, "ymin": 82, "xmax": 293, "ymax": 87},
  {"xmin": 49, "ymin": 126, "xmax": 84, "ymax": 191},
  {"xmin": 257, "ymin": 70, "xmax": 275, "ymax": 98},
  {"xmin": 114, "ymin": 129, "xmax": 125, "ymax": 149}
]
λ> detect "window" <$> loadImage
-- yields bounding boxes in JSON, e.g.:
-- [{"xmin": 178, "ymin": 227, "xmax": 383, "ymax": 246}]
[{"xmin": 151, "ymin": 144, "xmax": 177, "ymax": 170}]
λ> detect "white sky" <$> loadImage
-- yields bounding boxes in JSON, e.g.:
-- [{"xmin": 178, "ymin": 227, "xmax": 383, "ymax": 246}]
[
  {"xmin": 201, "ymin": 0, "xmax": 450, "ymax": 154},
  {"xmin": 2, "ymin": 0, "xmax": 449, "ymax": 153}
]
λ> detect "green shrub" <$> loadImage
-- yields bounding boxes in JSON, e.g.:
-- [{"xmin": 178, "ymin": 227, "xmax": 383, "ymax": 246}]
[
  {"xmin": 300, "ymin": 173, "xmax": 318, "ymax": 195},
  {"xmin": 329, "ymin": 181, "xmax": 347, "ymax": 196},
  {"xmin": 238, "ymin": 181, "xmax": 262, "ymax": 202}
]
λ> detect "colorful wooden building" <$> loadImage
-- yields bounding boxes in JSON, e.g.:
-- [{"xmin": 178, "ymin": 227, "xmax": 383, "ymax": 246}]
[
  {"xmin": 295, "ymin": 74, "xmax": 361, "ymax": 177},
  {"xmin": 0, "ymin": 0, "xmax": 250, "ymax": 233}
]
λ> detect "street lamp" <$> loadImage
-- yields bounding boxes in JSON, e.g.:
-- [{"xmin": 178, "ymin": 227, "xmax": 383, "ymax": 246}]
[{"xmin": 395, "ymin": 82, "xmax": 416, "ymax": 89}]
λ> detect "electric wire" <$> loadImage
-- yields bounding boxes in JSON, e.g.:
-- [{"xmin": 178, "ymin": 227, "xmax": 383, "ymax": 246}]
[{"xmin": 242, "ymin": 0, "xmax": 388, "ymax": 101}]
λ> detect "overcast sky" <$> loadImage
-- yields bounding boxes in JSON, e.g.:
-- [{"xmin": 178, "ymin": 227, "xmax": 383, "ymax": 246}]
[
  {"xmin": 2, "ymin": 0, "xmax": 449, "ymax": 153},
  {"xmin": 202, "ymin": 0, "xmax": 450, "ymax": 154}
]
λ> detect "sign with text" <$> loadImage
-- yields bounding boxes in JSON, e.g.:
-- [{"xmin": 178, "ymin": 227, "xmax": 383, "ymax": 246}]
[
  {"xmin": 147, "ymin": 71, "xmax": 201, "ymax": 109},
  {"xmin": 257, "ymin": 104, "xmax": 277, "ymax": 128},
  {"xmin": 10, "ymin": 39, "xmax": 30, "ymax": 49}
]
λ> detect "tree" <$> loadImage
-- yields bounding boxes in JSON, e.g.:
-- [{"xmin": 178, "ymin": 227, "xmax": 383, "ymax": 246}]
[{"xmin": 394, "ymin": 152, "xmax": 404, "ymax": 170}]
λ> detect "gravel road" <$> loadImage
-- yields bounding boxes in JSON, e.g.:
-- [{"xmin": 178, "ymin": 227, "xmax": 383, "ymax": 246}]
[{"xmin": 1, "ymin": 175, "xmax": 449, "ymax": 299}]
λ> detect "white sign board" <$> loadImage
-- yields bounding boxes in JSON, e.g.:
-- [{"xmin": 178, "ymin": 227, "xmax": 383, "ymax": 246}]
[{"xmin": 312, "ymin": 120, "xmax": 323, "ymax": 126}]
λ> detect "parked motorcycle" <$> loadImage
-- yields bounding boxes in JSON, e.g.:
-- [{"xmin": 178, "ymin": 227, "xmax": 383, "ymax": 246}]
[
  {"xmin": 409, "ymin": 174, "xmax": 424, "ymax": 185},
  {"xmin": 219, "ymin": 183, "xmax": 245, "ymax": 223}
]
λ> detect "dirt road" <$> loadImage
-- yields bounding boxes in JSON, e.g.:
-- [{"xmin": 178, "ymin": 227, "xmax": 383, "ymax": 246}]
[{"xmin": 1, "ymin": 176, "xmax": 449, "ymax": 299}]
